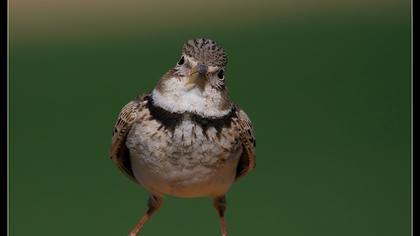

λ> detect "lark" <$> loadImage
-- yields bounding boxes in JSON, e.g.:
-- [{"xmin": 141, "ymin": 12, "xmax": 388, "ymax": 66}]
[{"xmin": 110, "ymin": 38, "xmax": 256, "ymax": 236}]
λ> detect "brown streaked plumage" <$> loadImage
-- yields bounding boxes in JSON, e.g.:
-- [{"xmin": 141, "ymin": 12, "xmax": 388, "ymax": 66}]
[{"xmin": 110, "ymin": 38, "xmax": 256, "ymax": 236}]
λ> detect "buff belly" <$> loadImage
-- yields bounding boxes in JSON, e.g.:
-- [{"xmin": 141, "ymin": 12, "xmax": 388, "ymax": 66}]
[{"xmin": 126, "ymin": 119, "xmax": 242, "ymax": 198}]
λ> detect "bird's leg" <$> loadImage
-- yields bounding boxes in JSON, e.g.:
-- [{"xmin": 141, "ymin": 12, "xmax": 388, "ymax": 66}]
[
  {"xmin": 129, "ymin": 194, "xmax": 163, "ymax": 236},
  {"xmin": 213, "ymin": 195, "xmax": 228, "ymax": 236}
]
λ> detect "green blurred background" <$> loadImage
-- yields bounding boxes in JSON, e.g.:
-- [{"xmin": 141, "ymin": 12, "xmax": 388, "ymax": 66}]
[{"xmin": 10, "ymin": 0, "xmax": 411, "ymax": 235}]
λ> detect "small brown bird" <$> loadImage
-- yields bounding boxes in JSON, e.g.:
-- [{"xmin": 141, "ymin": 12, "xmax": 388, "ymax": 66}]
[{"xmin": 110, "ymin": 38, "xmax": 256, "ymax": 236}]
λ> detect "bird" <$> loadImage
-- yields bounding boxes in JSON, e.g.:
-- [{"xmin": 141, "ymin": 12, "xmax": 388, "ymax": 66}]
[{"xmin": 110, "ymin": 38, "xmax": 256, "ymax": 236}]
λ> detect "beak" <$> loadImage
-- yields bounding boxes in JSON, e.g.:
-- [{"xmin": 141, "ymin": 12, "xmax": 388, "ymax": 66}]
[
  {"xmin": 186, "ymin": 64, "xmax": 208, "ymax": 90},
  {"xmin": 189, "ymin": 64, "xmax": 208, "ymax": 80}
]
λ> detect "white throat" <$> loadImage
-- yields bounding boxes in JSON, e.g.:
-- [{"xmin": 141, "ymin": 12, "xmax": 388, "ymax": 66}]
[{"xmin": 151, "ymin": 77, "xmax": 230, "ymax": 117}]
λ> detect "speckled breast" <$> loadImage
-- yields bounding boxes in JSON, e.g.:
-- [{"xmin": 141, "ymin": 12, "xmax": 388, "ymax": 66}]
[{"xmin": 125, "ymin": 98, "xmax": 243, "ymax": 197}]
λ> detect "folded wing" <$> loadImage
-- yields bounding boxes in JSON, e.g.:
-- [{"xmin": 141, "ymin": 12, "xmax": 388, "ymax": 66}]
[
  {"xmin": 110, "ymin": 95, "xmax": 148, "ymax": 183},
  {"xmin": 234, "ymin": 107, "xmax": 256, "ymax": 180}
]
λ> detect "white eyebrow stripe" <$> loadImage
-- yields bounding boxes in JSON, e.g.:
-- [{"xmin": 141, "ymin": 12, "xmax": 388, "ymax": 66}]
[{"xmin": 208, "ymin": 66, "xmax": 219, "ymax": 73}]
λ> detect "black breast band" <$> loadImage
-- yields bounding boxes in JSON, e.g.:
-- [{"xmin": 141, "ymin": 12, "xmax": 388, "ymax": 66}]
[{"xmin": 144, "ymin": 95, "xmax": 237, "ymax": 134}]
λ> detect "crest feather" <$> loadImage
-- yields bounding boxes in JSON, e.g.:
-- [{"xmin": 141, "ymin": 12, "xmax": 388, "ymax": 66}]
[{"xmin": 182, "ymin": 38, "xmax": 228, "ymax": 67}]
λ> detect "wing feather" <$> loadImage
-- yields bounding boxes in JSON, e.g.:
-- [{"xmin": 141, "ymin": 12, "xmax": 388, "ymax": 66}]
[
  {"xmin": 110, "ymin": 95, "xmax": 147, "ymax": 183},
  {"xmin": 234, "ymin": 107, "xmax": 256, "ymax": 180}
]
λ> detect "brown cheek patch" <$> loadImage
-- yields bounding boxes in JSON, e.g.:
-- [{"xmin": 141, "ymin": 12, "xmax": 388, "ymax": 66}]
[
  {"xmin": 155, "ymin": 79, "xmax": 166, "ymax": 93},
  {"xmin": 218, "ymin": 90, "xmax": 231, "ymax": 111}
]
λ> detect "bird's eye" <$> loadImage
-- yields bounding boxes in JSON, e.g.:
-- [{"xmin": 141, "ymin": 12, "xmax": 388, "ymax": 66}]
[
  {"xmin": 217, "ymin": 69, "xmax": 224, "ymax": 79},
  {"xmin": 178, "ymin": 56, "xmax": 185, "ymax": 65}
]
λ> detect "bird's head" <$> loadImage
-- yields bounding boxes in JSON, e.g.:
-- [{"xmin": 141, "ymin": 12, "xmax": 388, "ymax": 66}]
[
  {"xmin": 152, "ymin": 38, "xmax": 232, "ymax": 117},
  {"xmin": 174, "ymin": 38, "xmax": 227, "ymax": 91}
]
